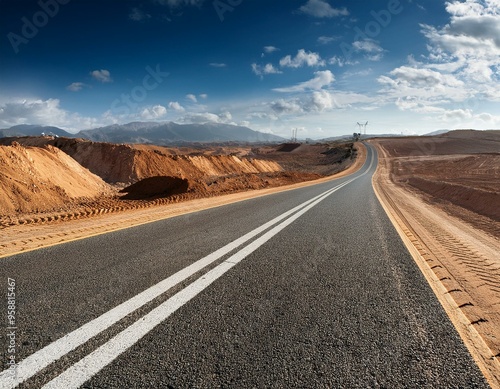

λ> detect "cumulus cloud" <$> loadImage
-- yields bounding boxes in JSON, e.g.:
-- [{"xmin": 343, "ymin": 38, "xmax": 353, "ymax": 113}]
[
  {"xmin": 199, "ymin": 93, "xmax": 208, "ymax": 99},
  {"xmin": 308, "ymin": 90, "xmax": 337, "ymax": 111},
  {"xmin": 298, "ymin": 0, "xmax": 349, "ymax": 18},
  {"xmin": 66, "ymin": 82, "xmax": 86, "ymax": 92},
  {"xmin": 0, "ymin": 98, "xmax": 100, "ymax": 132},
  {"xmin": 279, "ymin": 49, "xmax": 325, "ymax": 68},
  {"xmin": 140, "ymin": 105, "xmax": 167, "ymax": 120},
  {"xmin": 251, "ymin": 63, "xmax": 282, "ymax": 77},
  {"xmin": 378, "ymin": 0, "xmax": 500, "ymax": 121},
  {"xmin": 168, "ymin": 101, "xmax": 185, "ymax": 112},
  {"xmin": 389, "ymin": 66, "xmax": 464, "ymax": 88},
  {"xmin": 180, "ymin": 111, "xmax": 233, "ymax": 124},
  {"xmin": 268, "ymin": 89, "xmax": 373, "ymax": 117},
  {"xmin": 186, "ymin": 94, "xmax": 197, "ymax": 103},
  {"xmin": 90, "ymin": 69, "xmax": 112, "ymax": 83},
  {"xmin": 273, "ymin": 70, "xmax": 334, "ymax": 93},
  {"xmin": 270, "ymin": 99, "xmax": 304, "ymax": 115},
  {"xmin": 419, "ymin": 0, "xmax": 500, "ymax": 84}
]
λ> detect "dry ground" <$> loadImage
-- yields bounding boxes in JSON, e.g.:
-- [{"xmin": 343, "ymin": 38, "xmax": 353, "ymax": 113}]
[
  {"xmin": 0, "ymin": 139, "xmax": 360, "ymax": 257},
  {"xmin": 0, "ymin": 137, "xmax": 356, "ymax": 227},
  {"xmin": 371, "ymin": 130, "xmax": 500, "ymax": 387}
]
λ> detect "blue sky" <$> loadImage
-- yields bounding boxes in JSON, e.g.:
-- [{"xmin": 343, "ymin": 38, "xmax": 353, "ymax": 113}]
[{"xmin": 1, "ymin": 0, "xmax": 500, "ymax": 138}]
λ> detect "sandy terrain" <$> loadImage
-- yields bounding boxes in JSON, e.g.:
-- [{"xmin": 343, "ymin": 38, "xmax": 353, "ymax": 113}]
[
  {"xmin": 0, "ymin": 142, "xmax": 111, "ymax": 215},
  {"xmin": 371, "ymin": 130, "xmax": 500, "ymax": 387},
  {"xmin": 1, "ymin": 137, "xmax": 355, "ymax": 227},
  {"xmin": 0, "ymin": 138, "xmax": 361, "ymax": 257}
]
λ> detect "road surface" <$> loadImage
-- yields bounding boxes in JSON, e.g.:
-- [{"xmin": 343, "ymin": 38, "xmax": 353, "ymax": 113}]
[{"xmin": 0, "ymin": 144, "xmax": 489, "ymax": 388}]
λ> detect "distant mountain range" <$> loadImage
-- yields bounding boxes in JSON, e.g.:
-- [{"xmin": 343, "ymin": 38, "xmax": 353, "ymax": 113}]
[
  {"xmin": 0, "ymin": 124, "xmax": 74, "ymax": 138},
  {"xmin": 0, "ymin": 122, "xmax": 285, "ymax": 144},
  {"xmin": 0, "ymin": 123, "xmax": 455, "ymax": 145}
]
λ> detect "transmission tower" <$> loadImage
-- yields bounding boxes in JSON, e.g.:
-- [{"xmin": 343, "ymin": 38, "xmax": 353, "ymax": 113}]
[{"xmin": 356, "ymin": 121, "xmax": 368, "ymax": 135}]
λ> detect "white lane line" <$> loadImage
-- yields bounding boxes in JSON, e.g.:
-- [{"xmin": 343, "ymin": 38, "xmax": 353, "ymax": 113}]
[
  {"xmin": 42, "ymin": 172, "xmax": 357, "ymax": 389},
  {"xmin": 0, "ymin": 176, "xmax": 359, "ymax": 388}
]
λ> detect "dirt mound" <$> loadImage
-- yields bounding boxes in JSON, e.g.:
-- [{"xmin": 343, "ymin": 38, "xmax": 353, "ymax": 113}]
[
  {"xmin": 120, "ymin": 176, "xmax": 190, "ymax": 199},
  {"xmin": 0, "ymin": 137, "xmax": 359, "ymax": 225},
  {"xmin": 276, "ymin": 143, "xmax": 301, "ymax": 152},
  {"xmin": 1, "ymin": 137, "xmax": 283, "ymax": 184},
  {"xmin": 0, "ymin": 142, "xmax": 111, "ymax": 215},
  {"xmin": 253, "ymin": 143, "xmax": 357, "ymax": 176}
]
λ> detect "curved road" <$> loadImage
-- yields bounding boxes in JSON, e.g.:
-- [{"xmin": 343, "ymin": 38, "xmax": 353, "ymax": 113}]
[{"xmin": 0, "ymin": 144, "xmax": 489, "ymax": 388}]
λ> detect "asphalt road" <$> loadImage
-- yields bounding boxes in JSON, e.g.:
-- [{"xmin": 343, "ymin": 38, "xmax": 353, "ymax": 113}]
[{"xmin": 0, "ymin": 144, "xmax": 489, "ymax": 388}]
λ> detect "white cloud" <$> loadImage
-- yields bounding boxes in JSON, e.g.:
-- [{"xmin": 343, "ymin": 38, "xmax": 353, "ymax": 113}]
[
  {"xmin": 298, "ymin": 0, "xmax": 349, "ymax": 18},
  {"xmin": 273, "ymin": 70, "xmax": 334, "ymax": 92},
  {"xmin": 251, "ymin": 63, "xmax": 282, "ymax": 76},
  {"xmin": 263, "ymin": 46, "xmax": 279, "ymax": 54},
  {"xmin": 66, "ymin": 82, "xmax": 86, "ymax": 92},
  {"xmin": 268, "ymin": 89, "xmax": 373, "ymax": 117},
  {"xmin": 90, "ymin": 69, "xmax": 112, "ymax": 83},
  {"xmin": 180, "ymin": 111, "xmax": 233, "ymax": 124},
  {"xmin": 140, "ymin": 105, "xmax": 167, "ymax": 120},
  {"xmin": 279, "ymin": 49, "xmax": 325, "ymax": 68},
  {"xmin": 186, "ymin": 94, "xmax": 197, "ymax": 103},
  {"xmin": 199, "ymin": 93, "xmax": 208, "ymax": 99},
  {"xmin": 328, "ymin": 56, "xmax": 358, "ymax": 67},
  {"xmin": 270, "ymin": 99, "xmax": 304, "ymax": 115},
  {"xmin": 352, "ymin": 39, "xmax": 384, "ymax": 61},
  {"xmin": 168, "ymin": 101, "xmax": 185, "ymax": 112},
  {"xmin": 353, "ymin": 39, "xmax": 383, "ymax": 53},
  {"xmin": 308, "ymin": 90, "xmax": 337, "ymax": 111},
  {"xmin": 0, "ymin": 98, "xmax": 101, "ymax": 132},
  {"xmin": 389, "ymin": 66, "xmax": 464, "ymax": 88}
]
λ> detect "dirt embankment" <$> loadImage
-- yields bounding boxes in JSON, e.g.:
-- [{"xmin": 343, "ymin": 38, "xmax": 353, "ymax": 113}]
[
  {"xmin": 0, "ymin": 137, "xmax": 357, "ymax": 226},
  {"xmin": 0, "ymin": 142, "xmax": 111, "ymax": 215},
  {"xmin": 2, "ymin": 137, "xmax": 283, "ymax": 184}
]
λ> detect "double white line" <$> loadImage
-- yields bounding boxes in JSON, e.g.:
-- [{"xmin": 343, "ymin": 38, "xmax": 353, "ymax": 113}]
[{"xmin": 1, "ymin": 151, "xmax": 373, "ymax": 388}]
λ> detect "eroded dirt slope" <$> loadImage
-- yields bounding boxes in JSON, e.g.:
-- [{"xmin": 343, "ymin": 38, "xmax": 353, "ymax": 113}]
[
  {"xmin": 0, "ymin": 137, "xmax": 356, "ymax": 225},
  {"xmin": 0, "ymin": 142, "xmax": 111, "ymax": 215},
  {"xmin": 0, "ymin": 137, "xmax": 282, "ymax": 184}
]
